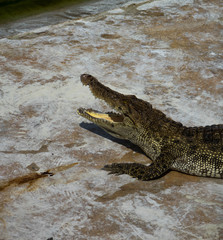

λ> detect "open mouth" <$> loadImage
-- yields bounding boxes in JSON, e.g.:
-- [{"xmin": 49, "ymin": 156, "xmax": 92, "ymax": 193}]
[
  {"xmin": 77, "ymin": 108, "xmax": 124, "ymax": 123},
  {"xmin": 77, "ymin": 74, "xmax": 126, "ymax": 124}
]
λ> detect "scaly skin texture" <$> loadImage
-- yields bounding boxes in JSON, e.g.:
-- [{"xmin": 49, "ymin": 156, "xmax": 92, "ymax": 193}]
[{"xmin": 77, "ymin": 74, "xmax": 223, "ymax": 180}]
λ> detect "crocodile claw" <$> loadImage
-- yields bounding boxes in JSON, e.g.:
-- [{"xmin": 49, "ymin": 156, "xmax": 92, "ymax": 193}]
[{"xmin": 102, "ymin": 164, "xmax": 126, "ymax": 175}]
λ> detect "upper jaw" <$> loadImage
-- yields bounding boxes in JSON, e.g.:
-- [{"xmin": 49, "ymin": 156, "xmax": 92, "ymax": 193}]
[
  {"xmin": 79, "ymin": 74, "xmax": 127, "ymax": 112},
  {"xmin": 78, "ymin": 74, "xmax": 146, "ymax": 127}
]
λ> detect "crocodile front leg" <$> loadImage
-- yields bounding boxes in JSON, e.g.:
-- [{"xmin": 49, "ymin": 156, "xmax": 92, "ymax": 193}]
[{"xmin": 102, "ymin": 152, "xmax": 173, "ymax": 180}]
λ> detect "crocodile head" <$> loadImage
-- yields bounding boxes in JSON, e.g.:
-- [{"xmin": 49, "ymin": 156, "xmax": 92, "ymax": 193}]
[{"xmin": 77, "ymin": 74, "xmax": 156, "ymax": 141}]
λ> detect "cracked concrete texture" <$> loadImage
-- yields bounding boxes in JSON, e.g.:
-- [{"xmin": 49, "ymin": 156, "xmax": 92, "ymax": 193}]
[{"xmin": 0, "ymin": 0, "xmax": 222, "ymax": 239}]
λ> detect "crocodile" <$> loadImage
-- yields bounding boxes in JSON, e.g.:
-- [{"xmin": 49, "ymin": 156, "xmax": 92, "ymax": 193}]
[{"xmin": 77, "ymin": 74, "xmax": 223, "ymax": 180}]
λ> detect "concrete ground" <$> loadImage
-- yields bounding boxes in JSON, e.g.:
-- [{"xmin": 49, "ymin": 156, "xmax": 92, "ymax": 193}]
[{"xmin": 0, "ymin": 0, "xmax": 222, "ymax": 239}]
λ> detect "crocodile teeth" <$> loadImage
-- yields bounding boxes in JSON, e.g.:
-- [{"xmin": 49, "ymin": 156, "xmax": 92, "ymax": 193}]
[{"xmin": 77, "ymin": 108, "xmax": 123, "ymax": 123}]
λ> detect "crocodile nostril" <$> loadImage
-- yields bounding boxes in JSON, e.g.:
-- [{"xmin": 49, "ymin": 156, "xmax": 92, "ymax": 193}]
[
  {"xmin": 80, "ymin": 73, "xmax": 92, "ymax": 85},
  {"xmin": 80, "ymin": 73, "xmax": 89, "ymax": 79}
]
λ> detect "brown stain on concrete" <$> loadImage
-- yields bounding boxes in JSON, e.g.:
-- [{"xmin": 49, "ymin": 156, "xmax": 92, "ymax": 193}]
[
  {"xmin": 0, "ymin": 144, "xmax": 49, "ymax": 154},
  {"xmin": 0, "ymin": 162, "xmax": 78, "ymax": 192},
  {"xmin": 0, "ymin": 172, "xmax": 50, "ymax": 191},
  {"xmin": 101, "ymin": 33, "xmax": 121, "ymax": 39},
  {"xmin": 96, "ymin": 171, "xmax": 202, "ymax": 203}
]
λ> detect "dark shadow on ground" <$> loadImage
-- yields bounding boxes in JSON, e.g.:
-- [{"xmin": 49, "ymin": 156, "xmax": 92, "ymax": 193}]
[{"xmin": 79, "ymin": 122, "xmax": 145, "ymax": 155}]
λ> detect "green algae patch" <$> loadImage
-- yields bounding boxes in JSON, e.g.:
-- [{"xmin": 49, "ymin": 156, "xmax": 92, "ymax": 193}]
[{"xmin": 0, "ymin": 0, "xmax": 93, "ymax": 24}]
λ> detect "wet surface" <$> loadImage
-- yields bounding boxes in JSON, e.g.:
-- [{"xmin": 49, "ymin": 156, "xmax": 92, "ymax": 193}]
[
  {"xmin": 0, "ymin": 0, "xmax": 130, "ymax": 38},
  {"xmin": 0, "ymin": 0, "xmax": 93, "ymax": 24},
  {"xmin": 0, "ymin": 0, "xmax": 223, "ymax": 239}
]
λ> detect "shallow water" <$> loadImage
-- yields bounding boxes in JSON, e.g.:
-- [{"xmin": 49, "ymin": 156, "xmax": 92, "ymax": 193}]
[
  {"xmin": 0, "ymin": 0, "xmax": 129, "ymax": 38},
  {"xmin": 0, "ymin": 0, "xmax": 93, "ymax": 23}
]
